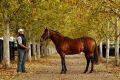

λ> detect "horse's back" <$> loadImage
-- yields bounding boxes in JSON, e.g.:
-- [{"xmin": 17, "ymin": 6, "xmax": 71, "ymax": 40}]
[{"xmin": 80, "ymin": 36, "xmax": 95, "ymax": 41}]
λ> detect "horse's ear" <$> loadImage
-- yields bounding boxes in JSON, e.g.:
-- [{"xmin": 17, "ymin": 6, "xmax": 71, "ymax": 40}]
[
  {"xmin": 44, "ymin": 26, "xmax": 48, "ymax": 30},
  {"xmin": 44, "ymin": 26, "xmax": 49, "ymax": 32}
]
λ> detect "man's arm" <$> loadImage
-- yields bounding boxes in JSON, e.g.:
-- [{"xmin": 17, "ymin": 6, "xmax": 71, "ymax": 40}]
[{"xmin": 19, "ymin": 44, "xmax": 28, "ymax": 49}]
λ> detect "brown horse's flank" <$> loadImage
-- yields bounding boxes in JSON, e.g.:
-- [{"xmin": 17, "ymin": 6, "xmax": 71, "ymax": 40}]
[{"xmin": 41, "ymin": 29, "xmax": 98, "ymax": 74}]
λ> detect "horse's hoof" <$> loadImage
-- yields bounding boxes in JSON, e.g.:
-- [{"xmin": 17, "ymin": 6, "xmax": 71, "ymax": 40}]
[
  {"xmin": 89, "ymin": 71, "xmax": 93, "ymax": 73},
  {"xmin": 60, "ymin": 71, "xmax": 63, "ymax": 74},
  {"xmin": 83, "ymin": 70, "xmax": 87, "ymax": 73},
  {"xmin": 60, "ymin": 72, "xmax": 66, "ymax": 74},
  {"xmin": 60, "ymin": 71, "xmax": 64, "ymax": 74},
  {"xmin": 83, "ymin": 72, "xmax": 86, "ymax": 73},
  {"xmin": 60, "ymin": 71, "xmax": 66, "ymax": 74},
  {"xmin": 64, "ymin": 71, "xmax": 66, "ymax": 74}
]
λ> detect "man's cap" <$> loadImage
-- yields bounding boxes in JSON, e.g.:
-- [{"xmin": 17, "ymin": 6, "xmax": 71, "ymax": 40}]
[{"xmin": 18, "ymin": 28, "xmax": 24, "ymax": 33}]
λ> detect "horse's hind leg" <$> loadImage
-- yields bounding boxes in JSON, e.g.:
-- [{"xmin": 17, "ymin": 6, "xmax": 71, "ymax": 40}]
[
  {"xmin": 84, "ymin": 58, "xmax": 90, "ymax": 73},
  {"xmin": 89, "ymin": 57, "xmax": 94, "ymax": 73}
]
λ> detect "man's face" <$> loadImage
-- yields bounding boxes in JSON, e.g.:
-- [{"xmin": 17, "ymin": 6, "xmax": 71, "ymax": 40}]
[{"xmin": 19, "ymin": 31, "xmax": 24, "ymax": 34}]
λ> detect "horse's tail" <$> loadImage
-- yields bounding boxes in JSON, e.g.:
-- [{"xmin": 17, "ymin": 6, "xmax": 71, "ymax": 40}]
[{"xmin": 94, "ymin": 43, "xmax": 99, "ymax": 64}]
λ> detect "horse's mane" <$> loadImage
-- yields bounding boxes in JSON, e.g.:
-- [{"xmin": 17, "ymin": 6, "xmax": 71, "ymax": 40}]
[
  {"xmin": 51, "ymin": 30, "xmax": 63, "ymax": 36},
  {"xmin": 50, "ymin": 29, "xmax": 72, "ymax": 40}
]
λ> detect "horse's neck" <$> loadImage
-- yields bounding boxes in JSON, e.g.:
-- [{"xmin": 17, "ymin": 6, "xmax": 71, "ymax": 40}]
[{"xmin": 50, "ymin": 33, "xmax": 63, "ymax": 47}]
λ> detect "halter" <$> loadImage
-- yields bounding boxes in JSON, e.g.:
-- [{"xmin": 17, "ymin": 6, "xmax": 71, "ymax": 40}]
[{"xmin": 47, "ymin": 29, "xmax": 50, "ymax": 38}]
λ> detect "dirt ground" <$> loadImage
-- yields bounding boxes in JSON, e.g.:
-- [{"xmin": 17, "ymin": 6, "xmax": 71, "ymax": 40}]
[{"xmin": 0, "ymin": 54, "xmax": 120, "ymax": 80}]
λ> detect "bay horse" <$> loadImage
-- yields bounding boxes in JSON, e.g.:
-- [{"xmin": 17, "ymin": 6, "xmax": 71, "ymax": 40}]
[{"xmin": 41, "ymin": 28, "xmax": 98, "ymax": 74}]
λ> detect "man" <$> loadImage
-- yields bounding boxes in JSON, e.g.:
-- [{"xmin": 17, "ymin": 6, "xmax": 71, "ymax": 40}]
[{"xmin": 16, "ymin": 28, "xmax": 28, "ymax": 73}]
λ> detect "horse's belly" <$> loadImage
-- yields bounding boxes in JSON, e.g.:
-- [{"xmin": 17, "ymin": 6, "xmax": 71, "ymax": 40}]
[
  {"xmin": 61, "ymin": 43, "xmax": 83, "ymax": 55},
  {"xmin": 65, "ymin": 50, "xmax": 80, "ymax": 55},
  {"xmin": 72, "ymin": 50, "xmax": 80, "ymax": 54}
]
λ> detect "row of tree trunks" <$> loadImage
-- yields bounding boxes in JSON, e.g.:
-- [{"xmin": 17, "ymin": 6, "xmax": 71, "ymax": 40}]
[
  {"xmin": 27, "ymin": 41, "xmax": 56, "ymax": 61},
  {"xmin": 39, "ymin": 45, "xmax": 56, "ymax": 57},
  {"xmin": 99, "ymin": 14, "xmax": 119, "ymax": 66}
]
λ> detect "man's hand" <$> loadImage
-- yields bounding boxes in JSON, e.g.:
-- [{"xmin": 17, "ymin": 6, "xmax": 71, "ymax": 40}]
[{"xmin": 26, "ymin": 47, "xmax": 29, "ymax": 53}]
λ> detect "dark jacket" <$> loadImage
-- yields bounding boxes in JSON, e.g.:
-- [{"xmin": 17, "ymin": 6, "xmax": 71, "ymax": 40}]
[{"xmin": 17, "ymin": 35, "xmax": 26, "ymax": 49}]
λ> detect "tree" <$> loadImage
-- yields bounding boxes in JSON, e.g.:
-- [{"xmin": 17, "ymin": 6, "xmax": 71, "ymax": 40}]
[
  {"xmin": 0, "ymin": 0, "xmax": 10, "ymax": 68},
  {"xmin": 114, "ymin": 10, "xmax": 119, "ymax": 66}
]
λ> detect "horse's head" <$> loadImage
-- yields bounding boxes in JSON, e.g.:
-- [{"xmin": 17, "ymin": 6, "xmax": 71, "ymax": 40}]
[{"xmin": 41, "ymin": 28, "xmax": 50, "ymax": 40}]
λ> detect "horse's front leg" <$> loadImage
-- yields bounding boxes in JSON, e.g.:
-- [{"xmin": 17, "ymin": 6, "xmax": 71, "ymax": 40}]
[{"xmin": 60, "ymin": 54, "xmax": 67, "ymax": 74}]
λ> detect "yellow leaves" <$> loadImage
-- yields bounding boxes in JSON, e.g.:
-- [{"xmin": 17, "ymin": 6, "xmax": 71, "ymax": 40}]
[
  {"xmin": 108, "ymin": 0, "xmax": 120, "ymax": 10},
  {"xmin": 64, "ymin": 0, "xmax": 79, "ymax": 5},
  {"xmin": 0, "ymin": 0, "xmax": 119, "ymax": 41}
]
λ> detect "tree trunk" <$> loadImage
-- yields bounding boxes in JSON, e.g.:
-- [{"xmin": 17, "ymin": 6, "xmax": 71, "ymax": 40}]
[
  {"xmin": 46, "ymin": 46, "xmax": 49, "ymax": 56},
  {"xmin": 32, "ymin": 39, "xmax": 37, "ymax": 60},
  {"xmin": 40, "ymin": 44, "xmax": 44, "ymax": 57},
  {"xmin": 48, "ymin": 46, "xmax": 51, "ymax": 55},
  {"xmin": 115, "ymin": 14, "xmax": 119, "ymax": 66},
  {"xmin": 27, "ymin": 41, "xmax": 32, "ymax": 62},
  {"xmin": 41, "ymin": 45, "xmax": 46, "ymax": 57},
  {"xmin": 106, "ymin": 21, "xmax": 110, "ymax": 64},
  {"xmin": 99, "ymin": 41, "xmax": 103, "ymax": 58},
  {"xmin": 2, "ymin": 11, "xmax": 10, "ymax": 68},
  {"xmin": 45, "ymin": 45, "xmax": 48, "ymax": 56},
  {"xmin": 43, "ymin": 45, "xmax": 46, "ymax": 56},
  {"xmin": 52, "ymin": 48, "xmax": 56, "ymax": 54},
  {"xmin": 106, "ymin": 39, "xmax": 110, "ymax": 64},
  {"xmin": 37, "ymin": 43, "xmax": 40, "ymax": 58},
  {"xmin": 26, "ymin": 27, "xmax": 32, "ymax": 62}
]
